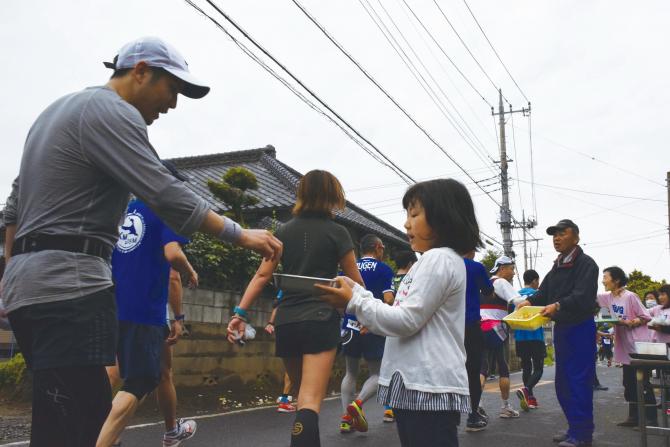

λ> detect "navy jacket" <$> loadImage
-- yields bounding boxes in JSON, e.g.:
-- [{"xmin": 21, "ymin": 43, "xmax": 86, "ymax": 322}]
[{"xmin": 529, "ymin": 246, "xmax": 599, "ymax": 324}]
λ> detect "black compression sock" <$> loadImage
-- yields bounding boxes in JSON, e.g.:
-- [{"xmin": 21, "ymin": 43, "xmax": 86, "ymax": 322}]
[{"xmin": 290, "ymin": 409, "xmax": 320, "ymax": 447}]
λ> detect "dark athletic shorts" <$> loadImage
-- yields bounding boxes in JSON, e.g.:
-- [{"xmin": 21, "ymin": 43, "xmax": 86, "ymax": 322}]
[
  {"xmin": 342, "ymin": 331, "xmax": 386, "ymax": 360},
  {"xmin": 8, "ymin": 287, "xmax": 117, "ymax": 371},
  {"xmin": 275, "ymin": 315, "xmax": 340, "ymax": 358},
  {"xmin": 117, "ymin": 320, "xmax": 169, "ymax": 383}
]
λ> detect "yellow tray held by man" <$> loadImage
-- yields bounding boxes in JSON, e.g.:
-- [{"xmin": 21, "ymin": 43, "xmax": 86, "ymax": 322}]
[{"xmin": 503, "ymin": 306, "xmax": 550, "ymax": 331}]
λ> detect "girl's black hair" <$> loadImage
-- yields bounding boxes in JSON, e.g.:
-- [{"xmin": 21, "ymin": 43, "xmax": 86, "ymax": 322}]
[
  {"xmin": 603, "ymin": 266, "xmax": 628, "ymax": 287},
  {"xmin": 402, "ymin": 178, "xmax": 482, "ymax": 255}
]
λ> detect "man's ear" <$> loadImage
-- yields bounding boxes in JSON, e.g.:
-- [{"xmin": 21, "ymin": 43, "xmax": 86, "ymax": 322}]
[{"xmin": 131, "ymin": 61, "xmax": 152, "ymax": 85}]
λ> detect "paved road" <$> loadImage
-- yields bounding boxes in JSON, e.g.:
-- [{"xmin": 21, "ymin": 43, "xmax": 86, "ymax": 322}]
[{"xmin": 112, "ymin": 363, "xmax": 667, "ymax": 447}]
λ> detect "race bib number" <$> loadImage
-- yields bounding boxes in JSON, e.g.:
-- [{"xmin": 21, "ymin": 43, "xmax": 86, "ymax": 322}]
[{"xmin": 346, "ymin": 319, "xmax": 362, "ymax": 332}]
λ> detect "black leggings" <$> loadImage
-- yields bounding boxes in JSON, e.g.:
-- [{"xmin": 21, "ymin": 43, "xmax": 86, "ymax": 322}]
[
  {"xmin": 464, "ymin": 322, "xmax": 484, "ymax": 410},
  {"xmin": 31, "ymin": 366, "xmax": 112, "ymax": 447},
  {"xmin": 518, "ymin": 341, "xmax": 545, "ymax": 395},
  {"xmin": 394, "ymin": 409, "xmax": 460, "ymax": 447}
]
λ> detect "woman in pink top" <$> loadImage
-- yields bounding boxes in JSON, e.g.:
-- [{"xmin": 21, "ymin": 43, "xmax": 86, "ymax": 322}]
[
  {"xmin": 649, "ymin": 285, "xmax": 670, "ymax": 343},
  {"xmin": 597, "ymin": 266, "xmax": 655, "ymax": 427}
]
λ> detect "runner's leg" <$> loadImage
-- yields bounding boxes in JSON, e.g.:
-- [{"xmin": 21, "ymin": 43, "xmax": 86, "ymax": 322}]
[
  {"xmin": 291, "ymin": 348, "xmax": 337, "ymax": 447},
  {"xmin": 357, "ymin": 359, "xmax": 381, "ymax": 404},
  {"xmin": 340, "ymin": 356, "xmax": 359, "ymax": 411},
  {"xmin": 156, "ymin": 342, "xmax": 177, "ymax": 431}
]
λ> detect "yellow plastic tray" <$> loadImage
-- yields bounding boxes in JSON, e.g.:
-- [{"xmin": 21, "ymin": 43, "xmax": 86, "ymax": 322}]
[{"xmin": 503, "ymin": 306, "xmax": 550, "ymax": 331}]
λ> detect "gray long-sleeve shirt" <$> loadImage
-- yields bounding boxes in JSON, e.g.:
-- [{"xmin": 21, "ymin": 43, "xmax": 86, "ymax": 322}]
[{"xmin": 2, "ymin": 86, "xmax": 210, "ymax": 312}]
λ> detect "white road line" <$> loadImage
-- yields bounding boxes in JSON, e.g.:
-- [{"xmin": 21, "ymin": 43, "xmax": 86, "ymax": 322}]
[{"xmin": 0, "ymin": 396, "xmax": 341, "ymax": 446}]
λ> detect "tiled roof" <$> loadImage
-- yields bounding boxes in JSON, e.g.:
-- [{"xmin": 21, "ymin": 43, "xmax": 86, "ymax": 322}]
[{"xmin": 169, "ymin": 146, "xmax": 409, "ymax": 246}]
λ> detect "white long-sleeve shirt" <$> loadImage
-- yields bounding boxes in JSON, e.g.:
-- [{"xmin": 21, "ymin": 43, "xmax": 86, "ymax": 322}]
[{"xmin": 346, "ymin": 247, "xmax": 469, "ymax": 395}]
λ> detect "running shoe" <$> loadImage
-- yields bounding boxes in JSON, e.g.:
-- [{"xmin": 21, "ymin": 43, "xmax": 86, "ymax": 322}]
[
  {"xmin": 383, "ymin": 408, "xmax": 395, "ymax": 423},
  {"xmin": 499, "ymin": 404, "xmax": 520, "ymax": 419},
  {"xmin": 277, "ymin": 401, "xmax": 296, "ymax": 413},
  {"xmin": 163, "ymin": 419, "xmax": 197, "ymax": 447},
  {"xmin": 477, "ymin": 406, "xmax": 489, "ymax": 422},
  {"xmin": 465, "ymin": 412, "xmax": 488, "ymax": 432},
  {"xmin": 340, "ymin": 414, "xmax": 353, "ymax": 434},
  {"xmin": 346, "ymin": 399, "xmax": 369, "ymax": 432},
  {"xmin": 516, "ymin": 387, "xmax": 530, "ymax": 412},
  {"xmin": 528, "ymin": 396, "xmax": 539, "ymax": 409}
]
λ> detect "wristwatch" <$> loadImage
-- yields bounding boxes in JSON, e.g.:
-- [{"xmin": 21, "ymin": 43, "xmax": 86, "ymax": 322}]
[
  {"xmin": 174, "ymin": 314, "xmax": 185, "ymax": 321},
  {"xmin": 554, "ymin": 302, "xmax": 561, "ymax": 311}
]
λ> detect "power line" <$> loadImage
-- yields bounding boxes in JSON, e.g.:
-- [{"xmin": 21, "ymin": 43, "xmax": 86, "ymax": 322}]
[
  {"xmin": 461, "ymin": 0, "xmax": 529, "ymax": 103},
  {"xmin": 428, "ymin": 0, "xmax": 508, "ymax": 104},
  {"xmin": 347, "ymin": 166, "xmax": 494, "ymax": 193},
  {"xmin": 537, "ymin": 183, "xmax": 666, "ymax": 228},
  {"xmin": 527, "ymin": 112, "xmax": 538, "ymax": 219},
  {"xmin": 185, "ymin": 0, "xmax": 415, "ymax": 184},
  {"xmin": 291, "ymin": 0, "xmax": 497, "ymax": 181},
  {"xmin": 513, "ymin": 177, "xmax": 666, "ymax": 203},
  {"xmin": 358, "ymin": 0, "xmax": 497, "ymax": 173},
  {"xmin": 398, "ymin": 0, "xmax": 493, "ymax": 108},
  {"xmin": 513, "ymin": 125, "xmax": 666, "ymax": 188}
]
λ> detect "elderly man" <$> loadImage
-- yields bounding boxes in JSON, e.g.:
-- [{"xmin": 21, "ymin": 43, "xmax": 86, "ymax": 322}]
[
  {"xmin": 480, "ymin": 255, "xmax": 525, "ymax": 419},
  {"xmin": 518, "ymin": 219, "xmax": 599, "ymax": 447},
  {"xmin": 2, "ymin": 36, "xmax": 281, "ymax": 446}
]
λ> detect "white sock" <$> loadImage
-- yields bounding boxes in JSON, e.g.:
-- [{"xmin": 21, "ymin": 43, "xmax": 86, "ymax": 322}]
[{"xmin": 503, "ymin": 400, "xmax": 509, "ymax": 407}]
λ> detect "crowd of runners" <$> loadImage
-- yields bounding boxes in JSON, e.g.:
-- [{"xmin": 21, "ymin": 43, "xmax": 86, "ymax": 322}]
[{"xmin": 0, "ymin": 35, "xmax": 668, "ymax": 447}]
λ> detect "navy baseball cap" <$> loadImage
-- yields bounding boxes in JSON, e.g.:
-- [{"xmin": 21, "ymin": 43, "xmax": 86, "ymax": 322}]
[
  {"xmin": 546, "ymin": 219, "xmax": 580, "ymax": 236},
  {"xmin": 104, "ymin": 36, "xmax": 210, "ymax": 99}
]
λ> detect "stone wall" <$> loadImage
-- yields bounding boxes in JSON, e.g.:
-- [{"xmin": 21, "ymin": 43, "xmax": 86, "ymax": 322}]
[
  {"xmin": 173, "ymin": 288, "xmax": 281, "ymax": 387},
  {"xmin": 173, "ymin": 288, "xmax": 555, "ymax": 387}
]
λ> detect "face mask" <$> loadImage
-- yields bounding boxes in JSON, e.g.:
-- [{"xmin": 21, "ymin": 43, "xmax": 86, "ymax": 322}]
[{"xmin": 646, "ymin": 300, "xmax": 657, "ymax": 309}]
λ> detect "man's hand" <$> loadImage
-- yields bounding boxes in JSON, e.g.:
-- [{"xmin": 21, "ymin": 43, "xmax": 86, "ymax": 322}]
[
  {"xmin": 540, "ymin": 302, "xmax": 559, "ymax": 317},
  {"xmin": 237, "ymin": 229, "xmax": 283, "ymax": 261},
  {"xmin": 315, "ymin": 276, "xmax": 355, "ymax": 309},
  {"xmin": 360, "ymin": 326, "xmax": 369, "ymax": 336},
  {"xmin": 167, "ymin": 320, "xmax": 184, "ymax": 345},
  {"xmin": 516, "ymin": 300, "xmax": 532, "ymax": 309}
]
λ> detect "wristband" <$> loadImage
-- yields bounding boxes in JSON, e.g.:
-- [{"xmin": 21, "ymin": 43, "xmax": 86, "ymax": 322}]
[
  {"xmin": 234, "ymin": 306, "xmax": 249, "ymax": 319},
  {"xmin": 174, "ymin": 314, "xmax": 185, "ymax": 321},
  {"xmin": 266, "ymin": 321, "xmax": 274, "ymax": 326},
  {"xmin": 219, "ymin": 216, "xmax": 242, "ymax": 243}
]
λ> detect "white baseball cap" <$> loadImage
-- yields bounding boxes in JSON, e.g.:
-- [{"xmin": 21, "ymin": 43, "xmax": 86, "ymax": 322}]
[
  {"xmin": 490, "ymin": 255, "xmax": 515, "ymax": 274},
  {"xmin": 104, "ymin": 36, "xmax": 210, "ymax": 99}
]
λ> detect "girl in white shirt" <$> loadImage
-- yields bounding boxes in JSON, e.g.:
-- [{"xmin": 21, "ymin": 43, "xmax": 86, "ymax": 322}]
[{"xmin": 318, "ymin": 179, "xmax": 481, "ymax": 447}]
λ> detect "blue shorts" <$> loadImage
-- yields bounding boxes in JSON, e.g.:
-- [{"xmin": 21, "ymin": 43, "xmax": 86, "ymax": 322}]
[
  {"xmin": 342, "ymin": 331, "xmax": 385, "ymax": 360},
  {"xmin": 117, "ymin": 321, "xmax": 168, "ymax": 384}
]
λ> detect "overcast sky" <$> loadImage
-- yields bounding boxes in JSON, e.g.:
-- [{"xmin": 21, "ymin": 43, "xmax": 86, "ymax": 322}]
[{"xmin": 1, "ymin": 1, "xmax": 668, "ymax": 288}]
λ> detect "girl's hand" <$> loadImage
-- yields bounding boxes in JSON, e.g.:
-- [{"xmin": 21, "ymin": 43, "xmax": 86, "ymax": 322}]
[
  {"xmin": 227, "ymin": 317, "xmax": 247, "ymax": 344},
  {"xmin": 316, "ymin": 276, "xmax": 354, "ymax": 308},
  {"xmin": 264, "ymin": 323, "xmax": 275, "ymax": 335}
]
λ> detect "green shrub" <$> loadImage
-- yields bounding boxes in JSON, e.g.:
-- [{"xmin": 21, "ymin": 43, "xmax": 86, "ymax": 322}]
[{"xmin": 0, "ymin": 353, "xmax": 27, "ymax": 389}]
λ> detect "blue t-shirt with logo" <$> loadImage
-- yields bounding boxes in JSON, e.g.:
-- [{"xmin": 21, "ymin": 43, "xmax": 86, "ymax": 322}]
[
  {"xmin": 464, "ymin": 258, "xmax": 493, "ymax": 324},
  {"xmin": 112, "ymin": 199, "xmax": 188, "ymax": 326},
  {"xmin": 514, "ymin": 287, "xmax": 545, "ymax": 342},
  {"xmin": 343, "ymin": 257, "xmax": 394, "ymax": 329}
]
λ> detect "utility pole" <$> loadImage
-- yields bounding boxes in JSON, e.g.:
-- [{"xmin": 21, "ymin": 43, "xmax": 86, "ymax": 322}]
[{"xmin": 492, "ymin": 89, "xmax": 531, "ymax": 260}]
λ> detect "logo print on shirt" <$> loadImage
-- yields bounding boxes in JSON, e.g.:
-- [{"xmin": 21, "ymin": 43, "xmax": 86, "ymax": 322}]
[
  {"xmin": 116, "ymin": 211, "xmax": 145, "ymax": 253},
  {"xmin": 612, "ymin": 304, "xmax": 627, "ymax": 320}
]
